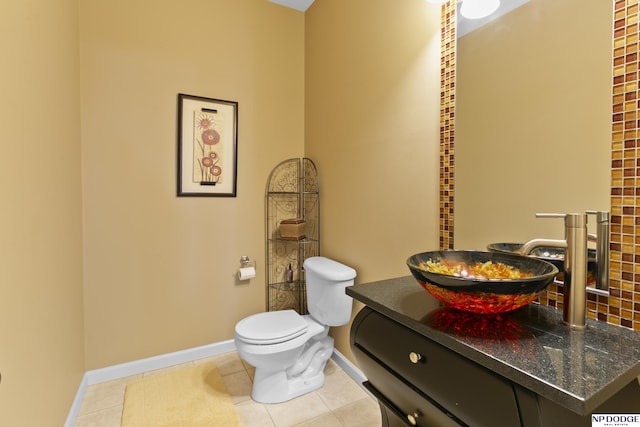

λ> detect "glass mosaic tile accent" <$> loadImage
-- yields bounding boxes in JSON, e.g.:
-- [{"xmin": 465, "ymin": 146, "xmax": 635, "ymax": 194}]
[
  {"xmin": 610, "ymin": 0, "xmax": 639, "ymax": 330},
  {"xmin": 439, "ymin": 0, "xmax": 456, "ymax": 250}
]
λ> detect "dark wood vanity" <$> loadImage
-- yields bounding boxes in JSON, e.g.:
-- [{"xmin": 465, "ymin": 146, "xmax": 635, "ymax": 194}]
[{"xmin": 347, "ymin": 276, "xmax": 640, "ymax": 426}]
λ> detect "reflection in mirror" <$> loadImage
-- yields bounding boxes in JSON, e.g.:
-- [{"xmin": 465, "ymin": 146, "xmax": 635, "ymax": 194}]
[
  {"xmin": 457, "ymin": 0, "xmax": 529, "ymax": 38},
  {"xmin": 454, "ymin": 0, "xmax": 611, "ymax": 252}
]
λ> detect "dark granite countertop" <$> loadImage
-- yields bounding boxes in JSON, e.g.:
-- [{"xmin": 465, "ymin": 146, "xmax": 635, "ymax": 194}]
[{"xmin": 346, "ymin": 276, "xmax": 640, "ymax": 415}]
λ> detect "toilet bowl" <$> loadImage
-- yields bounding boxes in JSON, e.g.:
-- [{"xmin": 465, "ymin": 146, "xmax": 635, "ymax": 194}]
[{"xmin": 234, "ymin": 256, "xmax": 356, "ymax": 404}]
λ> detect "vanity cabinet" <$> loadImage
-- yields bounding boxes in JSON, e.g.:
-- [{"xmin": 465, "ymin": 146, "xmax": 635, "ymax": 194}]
[
  {"xmin": 347, "ymin": 276, "xmax": 640, "ymax": 427},
  {"xmin": 352, "ymin": 307, "xmax": 521, "ymax": 426},
  {"xmin": 265, "ymin": 158, "xmax": 319, "ymax": 314}
]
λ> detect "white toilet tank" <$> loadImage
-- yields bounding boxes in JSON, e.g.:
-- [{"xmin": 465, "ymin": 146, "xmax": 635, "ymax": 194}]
[{"xmin": 303, "ymin": 256, "xmax": 357, "ymax": 326}]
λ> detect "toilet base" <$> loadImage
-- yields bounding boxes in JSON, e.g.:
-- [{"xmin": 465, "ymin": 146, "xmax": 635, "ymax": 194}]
[
  {"xmin": 250, "ymin": 335, "xmax": 334, "ymax": 404},
  {"xmin": 252, "ymin": 369, "xmax": 326, "ymax": 404}
]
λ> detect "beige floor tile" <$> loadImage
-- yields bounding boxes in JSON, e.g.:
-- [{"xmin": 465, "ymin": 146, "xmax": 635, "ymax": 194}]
[
  {"xmin": 72, "ymin": 351, "xmax": 382, "ymax": 427},
  {"xmin": 222, "ymin": 370, "xmax": 254, "ymax": 404},
  {"xmin": 265, "ymin": 392, "xmax": 331, "ymax": 427},
  {"xmin": 242, "ymin": 359, "xmax": 256, "ymax": 380},
  {"xmin": 316, "ymin": 369, "xmax": 369, "ymax": 410},
  {"xmin": 78, "ymin": 375, "xmax": 138, "ymax": 416},
  {"xmin": 323, "ymin": 358, "xmax": 339, "ymax": 376},
  {"xmin": 235, "ymin": 399, "xmax": 275, "ymax": 427},
  {"xmin": 332, "ymin": 397, "xmax": 382, "ymax": 427},
  {"xmin": 294, "ymin": 412, "xmax": 343, "ymax": 427},
  {"xmin": 141, "ymin": 361, "xmax": 193, "ymax": 378},
  {"xmin": 196, "ymin": 351, "xmax": 246, "ymax": 376},
  {"xmin": 74, "ymin": 405, "xmax": 122, "ymax": 427}
]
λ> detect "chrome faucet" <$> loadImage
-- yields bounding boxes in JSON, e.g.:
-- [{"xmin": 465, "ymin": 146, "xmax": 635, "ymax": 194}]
[
  {"xmin": 519, "ymin": 213, "xmax": 588, "ymax": 329},
  {"xmin": 586, "ymin": 210, "xmax": 610, "ymax": 292}
]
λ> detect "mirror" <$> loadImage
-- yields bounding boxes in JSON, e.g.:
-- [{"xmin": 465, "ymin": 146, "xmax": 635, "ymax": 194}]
[{"xmin": 453, "ymin": 0, "xmax": 612, "ymax": 250}]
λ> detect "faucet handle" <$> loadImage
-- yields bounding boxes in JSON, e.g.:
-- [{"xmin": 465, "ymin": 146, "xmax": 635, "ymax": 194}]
[
  {"xmin": 535, "ymin": 212, "xmax": 566, "ymax": 219},
  {"xmin": 535, "ymin": 212, "xmax": 587, "ymax": 228},
  {"xmin": 586, "ymin": 210, "xmax": 610, "ymax": 292}
]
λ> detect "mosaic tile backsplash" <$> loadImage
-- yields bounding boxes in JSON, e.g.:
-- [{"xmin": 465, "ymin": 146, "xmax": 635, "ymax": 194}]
[{"xmin": 439, "ymin": 0, "xmax": 640, "ymax": 331}]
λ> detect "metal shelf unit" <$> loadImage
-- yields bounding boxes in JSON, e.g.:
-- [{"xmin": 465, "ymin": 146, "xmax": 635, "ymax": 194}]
[{"xmin": 265, "ymin": 158, "xmax": 319, "ymax": 313}]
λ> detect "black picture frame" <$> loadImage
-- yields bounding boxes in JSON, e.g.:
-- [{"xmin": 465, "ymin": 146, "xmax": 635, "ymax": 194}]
[{"xmin": 177, "ymin": 93, "xmax": 238, "ymax": 197}]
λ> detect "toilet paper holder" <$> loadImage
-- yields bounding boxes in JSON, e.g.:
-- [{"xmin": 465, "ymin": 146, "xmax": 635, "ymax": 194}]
[
  {"xmin": 238, "ymin": 256, "xmax": 257, "ymax": 281},
  {"xmin": 240, "ymin": 256, "xmax": 255, "ymax": 268}
]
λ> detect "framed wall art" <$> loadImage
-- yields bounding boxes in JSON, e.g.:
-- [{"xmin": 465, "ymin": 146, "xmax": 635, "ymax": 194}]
[{"xmin": 177, "ymin": 93, "xmax": 238, "ymax": 197}]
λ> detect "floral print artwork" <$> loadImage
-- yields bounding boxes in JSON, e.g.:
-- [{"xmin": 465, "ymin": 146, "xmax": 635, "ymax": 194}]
[{"xmin": 193, "ymin": 110, "xmax": 224, "ymax": 184}]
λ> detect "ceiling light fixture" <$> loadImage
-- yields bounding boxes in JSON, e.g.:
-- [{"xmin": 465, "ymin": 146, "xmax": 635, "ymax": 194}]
[{"xmin": 459, "ymin": 0, "xmax": 500, "ymax": 19}]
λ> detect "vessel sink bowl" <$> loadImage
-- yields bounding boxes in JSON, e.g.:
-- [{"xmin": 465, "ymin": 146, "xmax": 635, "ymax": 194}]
[
  {"xmin": 487, "ymin": 242, "xmax": 597, "ymax": 285},
  {"xmin": 407, "ymin": 250, "xmax": 559, "ymax": 314}
]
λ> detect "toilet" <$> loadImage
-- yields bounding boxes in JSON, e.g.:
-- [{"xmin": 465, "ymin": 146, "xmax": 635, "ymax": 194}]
[{"xmin": 234, "ymin": 256, "xmax": 357, "ymax": 403}]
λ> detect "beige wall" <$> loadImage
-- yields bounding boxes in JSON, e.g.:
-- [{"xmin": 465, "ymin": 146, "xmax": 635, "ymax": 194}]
[
  {"xmin": 455, "ymin": 0, "xmax": 611, "ymax": 249},
  {"xmin": 79, "ymin": 0, "xmax": 443, "ymax": 374},
  {"xmin": 0, "ymin": 0, "xmax": 85, "ymax": 425},
  {"xmin": 79, "ymin": 0, "xmax": 305, "ymax": 369},
  {"xmin": 305, "ymin": 0, "xmax": 442, "ymax": 361},
  {"xmin": 0, "ymin": 0, "xmax": 442, "ymax": 421}
]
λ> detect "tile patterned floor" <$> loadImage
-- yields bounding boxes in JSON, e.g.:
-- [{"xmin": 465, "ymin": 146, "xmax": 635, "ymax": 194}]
[{"xmin": 74, "ymin": 351, "xmax": 382, "ymax": 427}]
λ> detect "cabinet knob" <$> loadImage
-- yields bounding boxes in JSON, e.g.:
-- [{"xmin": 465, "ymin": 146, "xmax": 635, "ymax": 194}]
[
  {"xmin": 407, "ymin": 410, "xmax": 422, "ymax": 425},
  {"xmin": 408, "ymin": 351, "xmax": 423, "ymax": 364}
]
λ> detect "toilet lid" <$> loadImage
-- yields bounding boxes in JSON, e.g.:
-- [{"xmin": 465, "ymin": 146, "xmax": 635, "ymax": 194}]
[{"xmin": 235, "ymin": 310, "xmax": 308, "ymax": 344}]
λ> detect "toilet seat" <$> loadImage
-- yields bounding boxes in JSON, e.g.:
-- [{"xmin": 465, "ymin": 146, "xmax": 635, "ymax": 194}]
[{"xmin": 235, "ymin": 310, "xmax": 309, "ymax": 345}]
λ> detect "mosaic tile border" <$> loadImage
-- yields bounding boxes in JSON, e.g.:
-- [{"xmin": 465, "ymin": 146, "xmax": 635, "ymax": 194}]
[
  {"xmin": 609, "ymin": 0, "xmax": 639, "ymax": 330},
  {"xmin": 439, "ymin": 0, "xmax": 456, "ymax": 250},
  {"xmin": 439, "ymin": 0, "xmax": 639, "ymax": 330}
]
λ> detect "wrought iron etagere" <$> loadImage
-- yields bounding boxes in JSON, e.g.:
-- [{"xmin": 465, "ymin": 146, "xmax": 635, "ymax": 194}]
[{"xmin": 265, "ymin": 158, "xmax": 319, "ymax": 313}]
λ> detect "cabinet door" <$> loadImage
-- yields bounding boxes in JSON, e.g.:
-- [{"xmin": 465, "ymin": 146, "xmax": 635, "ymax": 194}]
[{"xmin": 352, "ymin": 308, "xmax": 522, "ymax": 427}]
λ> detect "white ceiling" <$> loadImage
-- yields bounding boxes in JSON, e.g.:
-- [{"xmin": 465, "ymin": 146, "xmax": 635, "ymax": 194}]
[
  {"xmin": 457, "ymin": 0, "xmax": 530, "ymax": 38},
  {"xmin": 268, "ymin": 0, "xmax": 531, "ymax": 25},
  {"xmin": 268, "ymin": 0, "xmax": 315, "ymax": 12}
]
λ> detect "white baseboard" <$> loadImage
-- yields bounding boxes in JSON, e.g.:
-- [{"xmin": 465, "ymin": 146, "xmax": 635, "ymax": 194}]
[
  {"xmin": 64, "ymin": 373, "xmax": 88, "ymax": 427},
  {"xmin": 85, "ymin": 339, "xmax": 236, "ymax": 385},
  {"xmin": 65, "ymin": 340, "xmax": 369, "ymax": 426}
]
